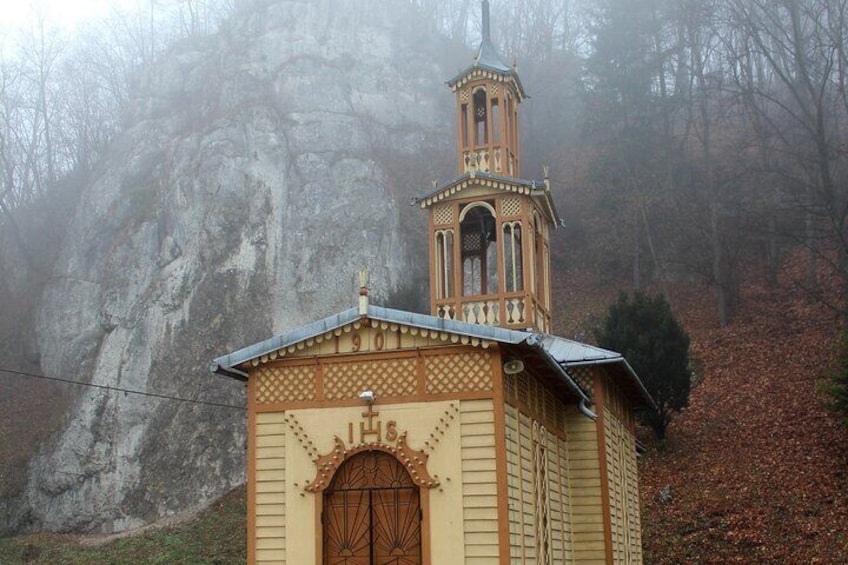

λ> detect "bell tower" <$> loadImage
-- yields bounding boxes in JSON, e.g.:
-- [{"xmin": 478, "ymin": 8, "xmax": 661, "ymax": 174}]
[
  {"xmin": 452, "ymin": 0, "xmax": 524, "ymax": 177},
  {"xmin": 417, "ymin": 0, "xmax": 560, "ymax": 333}
]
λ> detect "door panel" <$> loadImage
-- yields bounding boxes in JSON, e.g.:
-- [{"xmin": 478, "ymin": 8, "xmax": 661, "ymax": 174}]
[
  {"xmin": 372, "ymin": 488, "xmax": 421, "ymax": 565},
  {"xmin": 323, "ymin": 451, "xmax": 422, "ymax": 565},
  {"xmin": 324, "ymin": 490, "xmax": 371, "ymax": 565}
]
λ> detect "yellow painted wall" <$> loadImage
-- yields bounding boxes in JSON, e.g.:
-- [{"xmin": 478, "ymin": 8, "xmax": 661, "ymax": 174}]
[
  {"xmin": 254, "ymin": 412, "xmax": 287, "ymax": 564},
  {"xmin": 504, "ymin": 403, "xmax": 574, "ymax": 565},
  {"xmin": 253, "ymin": 400, "xmax": 494, "ymax": 564},
  {"xmin": 546, "ymin": 425, "xmax": 574, "ymax": 564},
  {"xmin": 565, "ymin": 407, "xmax": 606, "ymax": 563},
  {"xmin": 459, "ymin": 399, "xmax": 500, "ymax": 564},
  {"xmin": 603, "ymin": 381, "xmax": 644, "ymax": 564}
]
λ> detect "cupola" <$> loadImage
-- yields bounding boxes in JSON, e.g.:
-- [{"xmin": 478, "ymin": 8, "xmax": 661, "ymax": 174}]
[{"xmin": 417, "ymin": 0, "xmax": 560, "ymax": 333}]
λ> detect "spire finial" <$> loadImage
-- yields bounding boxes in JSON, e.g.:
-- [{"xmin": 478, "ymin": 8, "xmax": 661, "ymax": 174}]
[{"xmin": 482, "ymin": 0, "xmax": 491, "ymax": 44}]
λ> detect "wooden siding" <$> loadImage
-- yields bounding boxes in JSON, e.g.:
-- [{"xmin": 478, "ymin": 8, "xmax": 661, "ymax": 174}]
[
  {"xmin": 504, "ymin": 402, "xmax": 574, "ymax": 565},
  {"xmin": 546, "ymin": 425, "xmax": 574, "ymax": 564},
  {"xmin": 603, "ymin": 380, "xmax": 644, "ymax": 564},
  {"xmin": 460, "ymin": 399, "xmax": 500, "ymax": 564},
  {"xmin": 565, "ymin": 408, "xmax": 606, "ymax": 563},
  {"xmin": 255, "ymin": 411, "xmax": 287, "ymax": 564},
  {"xmin": 505, "ymin": 405, "xmax": 535, "ymax": 563}
]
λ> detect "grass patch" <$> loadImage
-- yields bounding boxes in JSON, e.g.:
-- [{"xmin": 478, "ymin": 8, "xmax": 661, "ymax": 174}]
[{"xmin": 0, "ymin": 486, "xmax": 246, "ymax": 564}]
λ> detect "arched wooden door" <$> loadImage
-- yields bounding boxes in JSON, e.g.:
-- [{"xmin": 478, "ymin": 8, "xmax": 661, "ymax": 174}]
[{"xmin": 323, "ymin": 450, "xmax": 422, "ymax": 565}]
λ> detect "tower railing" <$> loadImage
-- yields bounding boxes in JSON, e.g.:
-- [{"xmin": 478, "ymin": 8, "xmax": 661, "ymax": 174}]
[{"xmin": 433, "ymin": 291, "xmax": 550, "ymax": 332}]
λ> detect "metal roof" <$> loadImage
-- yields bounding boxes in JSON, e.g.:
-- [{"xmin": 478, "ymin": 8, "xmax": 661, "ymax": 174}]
[
  {"xmin": 446, "ymin": 1, "xmax": 527, "ymax": 99},
  {"xmin": 209, "ymin": 304, "xmax": 656, "ymax": 411},
  {"xmin": 476, "ymin": 0, "xmax": 510, "ymax": 72},
  {"xmin": 415, "ymin": 171, "xmax": 545, "ymax": 204},
  {"xmin": 413, "ymin": 171, "xmax": 562, "ymax": 229}
]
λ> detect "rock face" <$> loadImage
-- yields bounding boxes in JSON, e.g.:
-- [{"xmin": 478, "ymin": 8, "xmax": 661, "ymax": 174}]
[{"xmin": 15, "ymin": 0, "xmax": 451, "ymax": 533}]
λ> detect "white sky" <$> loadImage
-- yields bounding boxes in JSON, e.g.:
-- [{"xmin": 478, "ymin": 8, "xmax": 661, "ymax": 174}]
[{"xmin": 0, "ymin": 0, "xmax": 135, "ymax": 31}]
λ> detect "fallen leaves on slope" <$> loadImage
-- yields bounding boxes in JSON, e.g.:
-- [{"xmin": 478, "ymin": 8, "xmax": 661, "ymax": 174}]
[{"xmin": 637, "ymin": 262, "xmax": 848, "ymax": 564}]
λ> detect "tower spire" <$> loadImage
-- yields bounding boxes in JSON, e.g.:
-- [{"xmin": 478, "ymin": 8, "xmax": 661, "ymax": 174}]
[
  {"xmin": 481, "ymin": 0, "xmax": 491, "ymax": 46},
  {"xmin": 473, "ymin": 0, "xmax": 510, "ymax": 71}
]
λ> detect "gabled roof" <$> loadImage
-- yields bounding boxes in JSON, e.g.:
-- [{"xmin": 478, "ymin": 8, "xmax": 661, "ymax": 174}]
[
  {"xmin": 210, "ymin": 304, "xmax": 656, "ymax": 412},
  {"xmin": 414, "ymin": 171, "xmax": 562, "ymax": 228}
]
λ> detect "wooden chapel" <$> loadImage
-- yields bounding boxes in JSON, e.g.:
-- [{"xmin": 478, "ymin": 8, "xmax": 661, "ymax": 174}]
[{"xmin": 210, "ymin": 2, "xmax": 655, "ymax": 563}]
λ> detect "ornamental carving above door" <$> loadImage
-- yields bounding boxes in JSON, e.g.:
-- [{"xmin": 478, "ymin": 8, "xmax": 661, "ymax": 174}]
[{"xmin": 323, "ymin": 450, "xmax": 422, "ymax": 565}]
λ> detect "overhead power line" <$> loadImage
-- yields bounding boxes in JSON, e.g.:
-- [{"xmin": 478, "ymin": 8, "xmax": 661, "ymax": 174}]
[{"xmin": 0, "ymin": 367, "xmax": 245, "ymax": 411}]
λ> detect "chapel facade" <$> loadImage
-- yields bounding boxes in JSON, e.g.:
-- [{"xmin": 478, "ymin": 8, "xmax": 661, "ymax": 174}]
[{"xmin": 211, "ymin": 3, "xmax": 653, "ymax": 563}]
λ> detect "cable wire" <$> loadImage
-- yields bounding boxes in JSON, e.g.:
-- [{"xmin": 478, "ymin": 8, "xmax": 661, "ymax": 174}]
[{"xmin": 0, "ymin": 367, "xmax": 245, "ymax": 411}]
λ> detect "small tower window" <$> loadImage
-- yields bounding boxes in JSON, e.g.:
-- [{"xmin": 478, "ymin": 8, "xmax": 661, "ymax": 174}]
[
  {"xmin": 435, "ymin": 229, "xmax": 455, "ymax": 299},
  {"xmin": 461, "ymin": 103, "xmax": 469, "ymax": 148},
  {"xmin": 534, "ymin": 212, "xmax": 545, "ymax": 302},
  {"xmin": 503, "ymin": 222, "xmax": 523, "ymax": 292},
  {"xmin": 461, "ymin": 204, "xmax": 498, "ymax": 296},
  {"xmin": 473, "ymin": 89, "xmax": 488, "ymax": 146},
  {"xmin": 491, "ymin": 99, "xmax": 500, "ymax": 143}
]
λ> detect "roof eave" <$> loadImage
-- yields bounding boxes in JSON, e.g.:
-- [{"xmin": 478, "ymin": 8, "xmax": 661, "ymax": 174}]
[
  {"xmin": 564, "ymin": 357, "xmax": 658, "ymax": 412},
  {"xmin": 447, "ymin": 65, "xmax": 528, "ymax": 100},
  {"xmin": 414, "ymin": 172, "xmax": 550, "ymax": 207}
]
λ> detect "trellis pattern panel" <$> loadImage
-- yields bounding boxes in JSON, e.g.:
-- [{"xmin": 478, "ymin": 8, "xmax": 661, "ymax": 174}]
[
  {"xmin": 433, "ymin": 203, "xmax": 455, "ymax": 225},
  {"xmin": 425, "ymin": 351, "xmax": 493, "ymax": 394},
  {"xmin": 324, "ymin": 358, "xmax": 418, "ymax": 400},
  {"xmin": 256, "ymin": 365, "xmax": 316, "ymax": 404}
]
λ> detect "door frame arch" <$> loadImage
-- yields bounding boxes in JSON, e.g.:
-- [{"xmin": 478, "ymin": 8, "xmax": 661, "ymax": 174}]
[{"xmin": 314, "ymin": 446, "xmax": 432, "ymax": 565}]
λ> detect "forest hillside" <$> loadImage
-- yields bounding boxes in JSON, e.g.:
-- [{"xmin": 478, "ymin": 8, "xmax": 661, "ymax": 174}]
[
  {"xmin": 1, "ymin": 0, "xmax": 847, "ymax": 551},
  {"xmin": 1, "ymin": 252, "xmax": 846, "ymax": 563},
  {"xmin": 553, "ymin": 254, "xmax": 848, "ymax": 564}
]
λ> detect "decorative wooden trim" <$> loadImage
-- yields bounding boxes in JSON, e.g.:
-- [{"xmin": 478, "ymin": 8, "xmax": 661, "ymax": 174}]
[
  {"xmin": 421, "ymin": 488, "xmax": 432, "ymax": 565},
  {"xmin": 515, "ymin": 396, "xmax": 528, "ymax": 563},
  {"xmin": 314, "ymin": 359, "xmax": 324, "ymax": 402},
  {"xmin": 429, "ymin": 204, "xmax": 438, "ymax": 314},
  {"xmin": 246, "ymin": 379, "xmax": 257, "ymax": 565},
  {"xmin": 304, "ymin": 433, "xmax": 439, "ymax": 493},
  {"xmin": 416, "ymin": 350, "xmax": 426, "ymax": 395},
  {"xmin": 253, "ymin": 390, "xmax": 495, "ymax": 413},
  {"xmin": 595, "ymin": 373, "xmax": 614, "ymax": 564},
  {"xmin": 491, "ymin": 350, "xmax": 511, "ymax": 565},
  {"xmin": 314, "ymin": 497, "xmax": 322, "ymax": 565}
]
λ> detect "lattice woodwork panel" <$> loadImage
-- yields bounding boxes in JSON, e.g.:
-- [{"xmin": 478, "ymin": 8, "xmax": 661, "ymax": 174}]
[
  {"xmin": 501, "ymin": 197, "xmax": 521, "ymax": 217},
  {"xmin": 424, "ymin": 351, "xmax": 492, "ymax": 394},
  {"xmin": 460, "ymin": 87, "xmax": 470, "ymax": 102},
  {"xmin": 433, "ymin": 204, "xmax": 454, "ymax": 225},
  {"xmin": 323, "ymin": 358, "xmax": 417, "ymax": 400},
  {"xmin": 488, "ymin": 83, "xmax": 499, "ymax": 97},
  {"xmin": 569, "ymin": 366, "xmax": 595, "ymax": 399},
  {"xmin": 255, "ymin": 365, "xmax": 316, "ymax": 404},
  {"xmin": 462, "ymin": 231, "xmax": 482, "ymax": 252}
]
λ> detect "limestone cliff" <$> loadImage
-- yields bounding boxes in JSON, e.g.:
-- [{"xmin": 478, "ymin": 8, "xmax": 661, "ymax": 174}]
[{"xmin": 10, "ymin": 0, "xmax": 452, "ymax": 532}]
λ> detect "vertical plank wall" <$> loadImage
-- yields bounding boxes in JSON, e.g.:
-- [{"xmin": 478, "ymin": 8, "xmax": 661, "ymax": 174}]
[
  {"xmin": 254, "ymin": 411, "xmax": 287, "ymax": 564},
  {"xmin": 546, "ymin": 427, "xmax": 574, "ymax": 564},
  {"xmin": 460, "ymin": 399, "xmax": 500, "ymax": 564},
  {"xmin": 565, "ymin": 407, "xmax": 606, "ymax": 563},
  {"xmin": 603, "ymin": 381, "xmax": 643, "ymax": 564},
  {"xmin": 505, "ymin": 403, "xmax": 574, "ymax": 564},
  {"xmin": 505, "ymin": 405, "xmax": 536, "ymax": 563}
]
